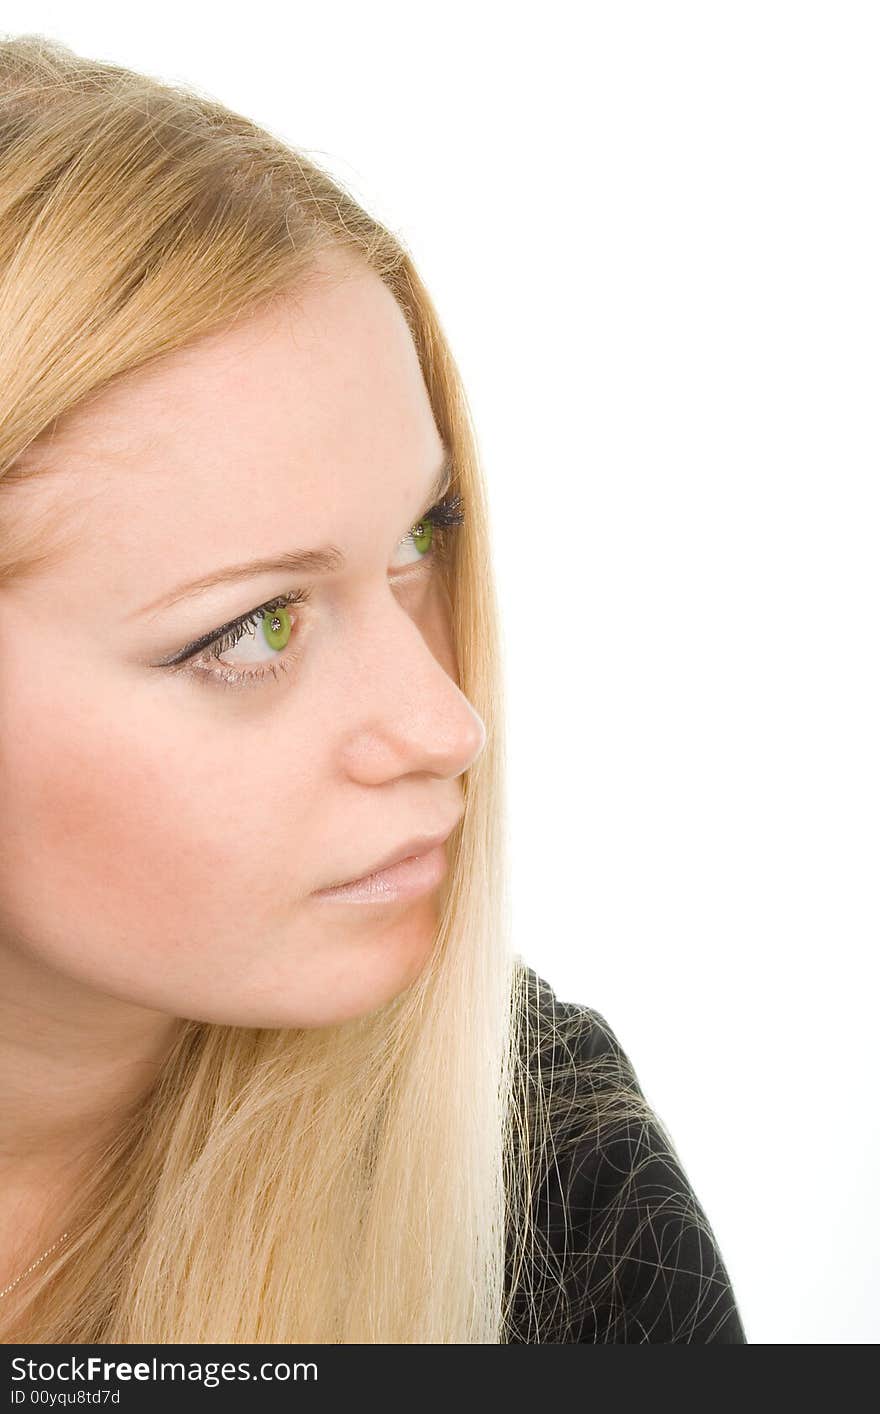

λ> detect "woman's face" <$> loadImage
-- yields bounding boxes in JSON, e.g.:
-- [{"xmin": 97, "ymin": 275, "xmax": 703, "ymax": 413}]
[{"xmin": 0, "ymin": 252, "xmax": 485, "ymax": 1029}]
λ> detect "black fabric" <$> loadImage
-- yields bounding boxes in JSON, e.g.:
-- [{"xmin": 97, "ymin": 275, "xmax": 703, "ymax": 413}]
[{"xmin": 504, "ymin": 967, "xmax": 748, "ymax": 1343}]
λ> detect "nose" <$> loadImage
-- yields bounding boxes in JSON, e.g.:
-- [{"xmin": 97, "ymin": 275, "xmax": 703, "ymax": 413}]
[{"xmin": 333, "ymin": 581, "xmax": 488, "ymax": 785}]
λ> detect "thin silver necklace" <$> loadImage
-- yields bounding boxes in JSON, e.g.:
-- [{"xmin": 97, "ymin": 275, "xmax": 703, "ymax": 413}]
[{"xmin": 0, "ymin": 1231, "xmax": 70, "ymax": 1300}]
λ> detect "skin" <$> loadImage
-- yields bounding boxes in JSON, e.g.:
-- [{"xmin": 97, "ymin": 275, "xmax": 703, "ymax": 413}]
[{"xmin": 0, "ymin": 248, "xmax": 486, "ymax": 1285}]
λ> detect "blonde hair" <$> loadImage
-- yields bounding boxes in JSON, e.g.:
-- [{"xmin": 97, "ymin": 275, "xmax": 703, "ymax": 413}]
[{"xmin": 0, "ymin": 34, "xmax": 659, "ymax": 1343}]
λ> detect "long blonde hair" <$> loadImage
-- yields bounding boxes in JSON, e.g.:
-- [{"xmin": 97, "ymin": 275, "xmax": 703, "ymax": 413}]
[{"xmin": 0, "ymin": 35, "xmax": 657, "ymax": 1343}]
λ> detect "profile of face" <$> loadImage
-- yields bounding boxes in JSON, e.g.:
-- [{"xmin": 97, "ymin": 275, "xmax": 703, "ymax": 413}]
[{"xmin": 0, "ymin": 251, "xmax": 486, "ymax": 1031}]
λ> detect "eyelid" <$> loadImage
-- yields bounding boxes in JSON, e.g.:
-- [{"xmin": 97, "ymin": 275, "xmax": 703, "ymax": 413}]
[{"xmin": 152, "ymin": 592, "xmax": 298, "ymax": 669}]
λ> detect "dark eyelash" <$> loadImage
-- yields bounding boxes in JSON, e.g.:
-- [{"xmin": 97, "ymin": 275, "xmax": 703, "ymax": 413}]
[
  {"xmin": 414, "ymin": 490, "xmax": 465, "ymax": 535},
  {"xmin": 163, "ymin": 490, "xmax": 466, "ymax": 683},
  {"xmin": 156, "ymin": 588, "xmax": 310, "ymax": 670}
]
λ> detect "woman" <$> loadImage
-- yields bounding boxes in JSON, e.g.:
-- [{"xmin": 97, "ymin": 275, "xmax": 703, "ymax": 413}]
[{"xmin": 0, "ymin": 34, "xmax": 746, "ymax": 1343}]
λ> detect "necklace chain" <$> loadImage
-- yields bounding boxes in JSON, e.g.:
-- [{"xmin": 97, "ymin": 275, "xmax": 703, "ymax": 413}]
[{"xmin": 0, "ymin": 1232, "xmax": 71, "ymax": 1300}]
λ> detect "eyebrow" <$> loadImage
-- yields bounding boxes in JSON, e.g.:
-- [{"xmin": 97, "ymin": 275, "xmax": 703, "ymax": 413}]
[{"xmin": 134, "ymin": 449, "xmax": 454, "ymax": 619}]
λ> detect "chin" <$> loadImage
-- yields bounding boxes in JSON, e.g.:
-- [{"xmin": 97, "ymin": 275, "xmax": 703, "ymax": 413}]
[
  {"xmin": 330, "ymin": 907, "xmax": 440, "ymax": 1023},
  {"xmin": 207, "ymin": 901, "xmax": 442, "ymax": 1030}
]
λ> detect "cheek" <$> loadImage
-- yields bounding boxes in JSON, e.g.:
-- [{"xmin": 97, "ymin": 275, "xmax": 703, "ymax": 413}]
[{"xmin": 0, "ymin": 681, "xmax": 314, "ymax": 968}]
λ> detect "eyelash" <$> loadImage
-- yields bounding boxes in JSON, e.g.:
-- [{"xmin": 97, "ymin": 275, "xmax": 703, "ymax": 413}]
[{"xmin": 170, "ymin": 490, "xmax": 466, "ymax": 692}]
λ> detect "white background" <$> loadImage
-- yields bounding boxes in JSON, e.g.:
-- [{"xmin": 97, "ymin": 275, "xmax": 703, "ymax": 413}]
[{"xmin": 4, "ymin": 1, "xmax": 878, "ymax": 1344}]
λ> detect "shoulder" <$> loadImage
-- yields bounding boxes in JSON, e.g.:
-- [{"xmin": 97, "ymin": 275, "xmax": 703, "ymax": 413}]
[{"xmin": 505, "ymin": 964, "xmax": 748, "ymax": 1343}]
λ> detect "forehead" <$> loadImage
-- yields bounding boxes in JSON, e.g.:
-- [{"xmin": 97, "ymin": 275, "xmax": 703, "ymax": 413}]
[{"xmin": 6, "ymin": 258, "xmax": 443, "ymax": 594}]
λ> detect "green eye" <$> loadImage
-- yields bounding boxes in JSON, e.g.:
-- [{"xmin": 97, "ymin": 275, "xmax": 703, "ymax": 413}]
[
  {"xmin": 262, "ymin": 604, "xmax": 292, "ymax": 650},
  {"xmin": 412, "ymin": 519, "xmax": 433, "ymax": 555}
]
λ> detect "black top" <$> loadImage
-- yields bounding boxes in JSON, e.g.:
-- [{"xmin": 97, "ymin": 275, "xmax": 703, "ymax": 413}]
[{"xmin": 504, "ymin": 967, "xmax": 747, "ymax": 1343}]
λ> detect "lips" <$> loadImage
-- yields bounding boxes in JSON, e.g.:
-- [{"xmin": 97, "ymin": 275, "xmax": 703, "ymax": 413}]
[{"xmin": 320, "ymin": 822, "xmax": 459, "ymax": 891}]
